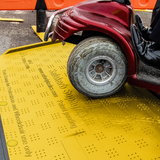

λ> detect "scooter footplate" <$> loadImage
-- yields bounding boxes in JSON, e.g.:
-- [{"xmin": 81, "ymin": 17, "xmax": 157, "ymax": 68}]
[{"xmin": 137, "ymin": 59, "xmax": 160, "ymax": 86}]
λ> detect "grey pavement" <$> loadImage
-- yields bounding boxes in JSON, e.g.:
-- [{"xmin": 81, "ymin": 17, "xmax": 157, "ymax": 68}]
[
  {"xmin": 0, "ymin": 10, "xmax": 152, "ymax": 55},
  {"xmin": 0, "ymin": 10, "xmax": 41, "ymax": 55},
  {"xmin": 136, "ymin": 10, "xmax": 152, "ymax": 26}
]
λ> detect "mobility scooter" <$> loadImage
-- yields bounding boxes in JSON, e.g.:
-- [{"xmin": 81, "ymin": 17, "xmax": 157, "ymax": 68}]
[{"xmin": 44, "ymin": 0, "xmax": 160, "ymax": 98}]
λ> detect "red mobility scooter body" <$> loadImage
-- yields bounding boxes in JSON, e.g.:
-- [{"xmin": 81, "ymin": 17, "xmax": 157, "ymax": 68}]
[{"xmin": 45, "ymin": 0, "xmax": 160, "ymax": 98}]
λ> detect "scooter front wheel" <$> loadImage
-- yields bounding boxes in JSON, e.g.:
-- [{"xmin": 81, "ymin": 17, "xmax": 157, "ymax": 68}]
[{"xmin": 67, "ymin": 36, "xmax": 127, "ymax": 98}]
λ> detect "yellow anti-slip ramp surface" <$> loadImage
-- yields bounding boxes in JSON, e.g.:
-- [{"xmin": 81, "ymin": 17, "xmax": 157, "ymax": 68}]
[{"xmin": 0, "ymin": 41, "xmax": 160, "ymax": 160}]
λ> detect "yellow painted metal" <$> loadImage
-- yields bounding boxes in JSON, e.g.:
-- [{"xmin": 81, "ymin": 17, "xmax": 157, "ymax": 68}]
[
  {"xmin": 0, "ymin": 41, "xmax": 160, "ymax": 160},
  {"xmin": 0, "ymin": 17, "xmax": 24, "ymax": 22},
  {"xmin": 31, "ymin": 26, "xmax": 50, "ymax": 42},
  {"xmin": 134, "ymin": 9, "xmax": 153, "ymax": 12}
]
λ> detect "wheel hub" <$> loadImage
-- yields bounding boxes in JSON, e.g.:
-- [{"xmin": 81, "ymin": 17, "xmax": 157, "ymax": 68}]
[
  {"xmin": 95, "ymin": 65, "xmax": 104, "ymax": 73},
  {"xmin": 85, "ymin": 56, "xmax": 117, "ymax": 86}
]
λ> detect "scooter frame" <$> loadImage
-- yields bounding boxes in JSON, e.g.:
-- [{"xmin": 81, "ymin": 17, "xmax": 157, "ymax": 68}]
[{"xmin": 44, "ymin": 0, "xmax": 160, "ymax": 93}]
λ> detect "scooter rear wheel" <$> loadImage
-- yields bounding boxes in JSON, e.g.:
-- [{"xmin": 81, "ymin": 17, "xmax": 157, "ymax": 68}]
[{"xmin": 67, "ymin": 36, "xmax": 127, "ymax": 98}]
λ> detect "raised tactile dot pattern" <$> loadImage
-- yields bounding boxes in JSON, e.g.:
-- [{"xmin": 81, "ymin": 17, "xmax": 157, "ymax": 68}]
[
  {"xmin": 8, "ymin": 147, "xmax": 22, "ymax": 156},
  {"xmin": 102, "ymin": 121, "xmax": 114, "ymax": 129},
  {"xmin": 2, "ymin": 118, "xmax": 14, "ymax": 125},
  {"xmin": 141, "ymin": 127, "xmax": 154, "ymax": 135},
  {"xmin": 74, "ymin": 129, "xmax": 87, "ymax": 137},
  {"xmin": 0, "ymin": 105, "xmax": 11, "ymax": 113},
  {"xmin": 151, "ymin": 157, "xmax": 160, "ymax": 160},
  {"xmin": 51, "ymin": 113, "xmax": 61, "ymax": 120},
  {"xmin": 47, "ymin": 137, "xmax": 58, "ymax": 145},
  {"xmin": 0, "ymin": 42, "xmax": 160, "ymax": 160},
  {"xmin": 114, "ymin": 135, "xmax": 127, "ymax": 144},
  {"xmin": 122, "ymin": 124, "xmax": 134, "ymax": 132},
  {"xmin": 106, "ymin": 148, "xmax": 119, "ymax": 158},
  {"xmin": 94, "ymin": 132, "xmax": 106, "ymax": 141},
  {"xmin": 45, "ymin": 101, "xmax": 54, "ymax": 108},
  {"xmin": 35, "ymin": 110, "xmax": 45, "ymax": 117},
  {"xmin": 53, "ymin": 153, "xmax": 68, "ymax": 160},
  {"xmin": 24, "ymin": 119, "xmax": 35, "ymax": 128},
  {"xmin": 137, "ymin": 103, "xmax": 149, "ymax": 111},
  {"xmin": 35, "ymin": 149, "xmax": 47, "ymax": 159},
  {"xmin": 17, "ymin": 97, "xmax": 26, "ymax": 104},
  {"xmin": 20, "ymin": 108, "xmax": 30, "ymax": 115},
  {"xmin": 41, "ymin": 122, "xmax": 51, "ymax": 130},
  {"xmin": 85, "ymin": 144, "xmax": 97, "ymax": 154},
  {"xmin": 128, "ymin": 152, "xmax": 141, "ymax": 160},
  {"xmin": 29, "ymin": 133, "xmax": 40, "ymax": 142},
  {"xmin": 135, "ymin": 139, "xmax": 149, "ymax": 148},
  {"xmin": 5, "ymin": 131, "xmax": 18, "ymax": 140},
  {"xmin": 31, "ymin": 99, "xmax": 40, "ymax": 106},
  {"xmin": 57, "ymin": 126, "xmax": 68, "ymax": 134}
]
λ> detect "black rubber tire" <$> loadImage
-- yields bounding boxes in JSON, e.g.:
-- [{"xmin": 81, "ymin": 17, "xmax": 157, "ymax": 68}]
[{"xmin": 67, "ymin": 36, "xmax": 127, "ymax": 98}]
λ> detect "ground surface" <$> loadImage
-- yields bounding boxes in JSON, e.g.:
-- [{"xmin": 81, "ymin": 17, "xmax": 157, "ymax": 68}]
[{"xmin": 0, "ymin": 10, "xmax": 41, "ymax": 55}]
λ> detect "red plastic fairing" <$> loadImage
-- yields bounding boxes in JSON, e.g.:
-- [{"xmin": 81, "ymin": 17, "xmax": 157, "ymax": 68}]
[
  {"xmin": 52, "ymin": 0, "xmax": 136, "ymax": 75},
  {"xmin": 127, "ymin": 74, "xmax": 160, "ymax": 92}
]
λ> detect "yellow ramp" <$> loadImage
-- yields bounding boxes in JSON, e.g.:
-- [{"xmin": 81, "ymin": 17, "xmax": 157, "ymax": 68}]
[{"xmin": 0, "ymin": 41, "xmax": 160, "ymax": 160}]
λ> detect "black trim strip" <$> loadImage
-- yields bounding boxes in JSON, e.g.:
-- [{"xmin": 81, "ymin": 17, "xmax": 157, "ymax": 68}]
[
  {"xmin": 0, "ymin": 116, "xmax": 10, "ymax": 160},
  {"xmin": 154, "ymin": 0, "xmax": 160, "ymax": 10},
  {"xmin": 35, "ymin": 0, "xmax": 47, "ymax": 10}
]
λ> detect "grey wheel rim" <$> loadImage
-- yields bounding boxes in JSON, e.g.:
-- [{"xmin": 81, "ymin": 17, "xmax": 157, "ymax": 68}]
[{"xmin": 85, "ymin": 56, "xmax": 117, "ymax": 86}]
